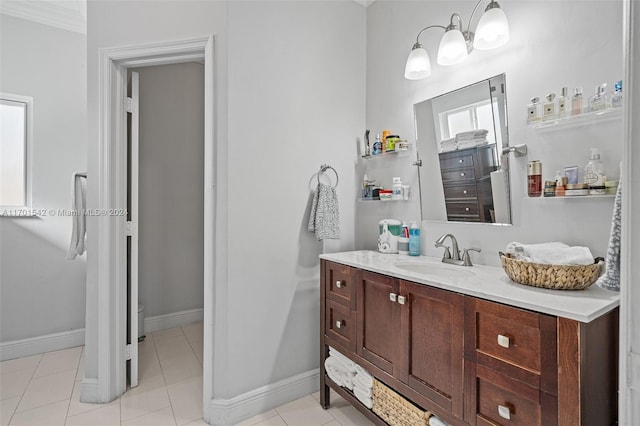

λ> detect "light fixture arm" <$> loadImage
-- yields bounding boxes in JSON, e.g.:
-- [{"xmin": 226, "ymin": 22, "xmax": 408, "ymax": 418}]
[
  {"xmin": 448, "ymin": 13, "xmax": 464, "ymax": 31},
  {"xmin": 414, "ymin": 24, "xmax": 447, "ymax": 47},
  {"xmin": 466, "ymin": 0, "xmax": 486, "ymax": 35}
]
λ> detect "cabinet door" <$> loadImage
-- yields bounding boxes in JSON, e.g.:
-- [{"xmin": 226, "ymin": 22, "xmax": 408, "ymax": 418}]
[
  {"xmin": 356, "ymin": 270, "xmax": 401, "ymax": 375},
  {"xmin": 398, "ymin": 281, "xmax": 464, "ymax": 418}
]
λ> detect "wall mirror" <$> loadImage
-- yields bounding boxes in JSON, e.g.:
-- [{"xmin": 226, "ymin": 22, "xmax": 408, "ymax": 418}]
[{"xmin": 414, "ymin": 73, "xmax": 512, "ymax": 225}]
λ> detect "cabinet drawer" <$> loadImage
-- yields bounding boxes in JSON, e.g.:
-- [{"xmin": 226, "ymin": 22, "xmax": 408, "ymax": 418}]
[
  {"xmin": 325, "ymin": 299, "xmax": 355, "ymax": 352},
  {"xmin": 446, "ymin": 201, "xmax": 480, "ymax": 220},
  {"xmin": 325, "ymin": 262, "xmax": 355, "ymax": 309},
  {"xmin": 440, "ymin": 153, "xmax": 475, "ymax": 171},
  {"xmin": 470, "ymin": 299, "xmax": 546, "ymax": 374},
  {"xmin": 441, "ymin": 167, "xmax": 477, "ymax": 183},
  {"xmin": 474, "ymin": 364, "xmax": 552, "ymax": 426},
  {"xmin": 443, "ymin": 183, "xmax": 478, "ymax": 200}
]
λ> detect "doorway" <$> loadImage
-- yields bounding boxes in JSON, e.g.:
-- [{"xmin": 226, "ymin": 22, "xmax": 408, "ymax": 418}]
[
  {"xmin": 91, "ymin": 36, "xmax": 215, "ymax": 410},
  {"xmin": 126, "ymin": 62, "xmax": 205, "ymax": 389}
]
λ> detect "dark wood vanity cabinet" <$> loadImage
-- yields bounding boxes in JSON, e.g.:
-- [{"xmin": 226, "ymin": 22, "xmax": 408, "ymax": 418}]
[
  {"xmin": 439, "ymin": 144, "xmax": 497, "ymax": 223},
  {"xmin": 320, "ymin": 260, "xmax": 618, "ymax": 426}
]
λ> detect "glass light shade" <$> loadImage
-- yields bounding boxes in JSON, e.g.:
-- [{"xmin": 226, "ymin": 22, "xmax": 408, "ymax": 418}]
[
  {"xmin": 474, "ymin": 7, "xmax": 510, "ymax": 50},
  {"xmin": 437, "ymin": 29, "xmax": 468, "ymax": 66},
  {"xmin": 404, "ymin": 47, "xmax": 432, "ymax": 80}
]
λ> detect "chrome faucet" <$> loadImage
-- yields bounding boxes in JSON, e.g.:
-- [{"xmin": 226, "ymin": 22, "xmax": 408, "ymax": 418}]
[{"xmin": 435, "ymin": 234, "xmax": 481, "ymax": 266}]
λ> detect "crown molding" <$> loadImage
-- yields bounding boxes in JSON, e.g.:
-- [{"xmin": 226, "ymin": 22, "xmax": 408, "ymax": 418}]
[{"xmin": 0, "ymin": 0, "xmax": 86, "ymax": 34}]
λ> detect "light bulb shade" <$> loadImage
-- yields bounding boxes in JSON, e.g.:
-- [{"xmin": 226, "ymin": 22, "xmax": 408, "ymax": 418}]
[
  {"xmin": 404, "ymin": 46, "xmax": 432, "ymax": 80},
  {"xmin": 474, "ymin": 6, "xmax": 509, "ymax": 50},
  {"xmin": 437, "ymin": 29, "xmax": 468, "ymax": 66}
]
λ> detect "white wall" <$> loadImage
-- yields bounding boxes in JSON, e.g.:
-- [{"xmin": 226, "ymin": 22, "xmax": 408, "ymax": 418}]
[
  {"xmin": 360, "ymin": 1, "xmax": 624, "ymax": 266},
  {"xmin": 131, "ymin": 63, "xmax": 205, "ymax": 318},
  {"xmin": 0, "ymin": 15, "xmax": 87, "ymax": 347},
  {"xmin": 85, "ymin": 0, "xmax": 364, "ymax": 420}
]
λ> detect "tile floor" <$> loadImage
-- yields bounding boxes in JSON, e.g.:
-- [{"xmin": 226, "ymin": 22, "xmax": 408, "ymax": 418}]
[{"xmin": 1, "ymin": 322, "xmax": 373, "ymax": 426}]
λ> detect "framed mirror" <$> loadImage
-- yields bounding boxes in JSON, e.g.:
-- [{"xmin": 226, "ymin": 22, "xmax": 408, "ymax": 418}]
[{"xmin": 414, "ymin": 74, "xmax": 511, "ymax": 225}]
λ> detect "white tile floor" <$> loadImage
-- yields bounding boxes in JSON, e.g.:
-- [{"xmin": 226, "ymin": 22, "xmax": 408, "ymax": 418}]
[{"xmin": 1, "ymin": 322, "xmax": 373, "ymax": 426}]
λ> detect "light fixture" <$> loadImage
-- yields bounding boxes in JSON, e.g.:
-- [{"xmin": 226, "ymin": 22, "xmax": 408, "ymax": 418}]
[{"xmin": 404, "ymin": 0, "xmax": 509, "ymax": 80}]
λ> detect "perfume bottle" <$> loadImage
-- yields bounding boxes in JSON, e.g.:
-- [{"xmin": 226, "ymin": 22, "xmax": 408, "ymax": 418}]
[
  {"xmin": 526, "ymin": 97, "xmax": 542, "ymax": 124},
  {"xmin": 572, "ymin": 87, "xmax": 584, "ymax": 115},
  {"xmin": 543, "ymin": 93, "xmax": 557, "ymax": 120},
  {"xmin": 611, "ymin": 80, "xmax": 623, "ymax": 108},
  {"xmin": 558, "ymin": 87, "xmax": 570, "ymax": 118},
  {"xmin": 588, "ymin": 83, "xmax": 608, "ymax": 112}
]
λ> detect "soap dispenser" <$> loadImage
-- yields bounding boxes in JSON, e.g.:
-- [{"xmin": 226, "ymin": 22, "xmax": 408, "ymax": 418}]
[
  {"xmin": 584, "ymin": 148, "xmax": 606, "ymax": 194},
  {"xmin": 408, "ymin": 222, "xmax": 421, "ymax": 256}
]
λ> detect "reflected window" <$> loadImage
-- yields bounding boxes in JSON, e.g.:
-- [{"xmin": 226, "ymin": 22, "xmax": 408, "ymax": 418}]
[
  {"xmin": 439, "ymin": 99, "xmax": 499, "ymax": 148},
  {"xmin": 1, "ymin": 93, "xmax": 32, "ymax": 207}
]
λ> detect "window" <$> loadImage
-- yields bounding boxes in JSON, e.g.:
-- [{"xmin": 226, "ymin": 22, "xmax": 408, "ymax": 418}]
[
  {"xmin": 438, "ymin": 98, "xmax": 502, "ymax": 153},
  {"xmin": 1, "ymin": 93, "xmax": 32, "ymax": 210}
]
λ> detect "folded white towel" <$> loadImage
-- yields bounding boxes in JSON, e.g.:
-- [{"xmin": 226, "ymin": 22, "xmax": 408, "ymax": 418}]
[
  {"xmin": 324, "ymin": 356, "xmax": 355, "ymax": 390},
  {"xmin": 456, "ymin": 129, "xmax": 488, "ymax": 138},
  {"xmin": 506, "ymin": 241, "xmax": 594, "ymax": 265},
  {"xmin": 353, "ymin": 387, "xmax": 373, "ymax": 409},
  {"xmin": 353, "ymin": 382, "xmax": 372, "ymax": 398},
  {"xmin": 354, "ymin": 365, "xmax": 374, "ymax": 387},
  {"xmin": 329, "ymin": 347, "xmax": 357, "ymax": 373},
  {"xmin": 429, "ymin": 416, "xmax": 450, "ymax": 426},
  {"xmin": 66, "ymin": 172, "xmax": 87, "ymax": 260}
]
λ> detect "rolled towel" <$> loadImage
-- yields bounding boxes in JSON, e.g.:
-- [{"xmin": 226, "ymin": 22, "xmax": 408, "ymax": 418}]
[
  {"xmin": 354, "ymin": 365, "xmax": 374, "ymax": 387},
  {"xmin": 353, "ymin": 382, "xmax": 372, "ymax": 398},
  {"xmin": 353, "ymin": 374, "xmax": 373, "ymax": 391},
  {"xmin": 505, "ymin": 241, "xmax": 594, "ymax": 265},
  {"xmin": 353, "ymin": 387, "xmax": 373, "ymax": 409},
  {"xmin": 329, "ymin": 347, "xmax": 357, "ymax": 373},
  {"xmin": 324, "ymin": 356, "xmax": 355, "ymax": 389},
  {"xmin": 429, "ymin": 416, "xmax": 450, "ymax": 426}
]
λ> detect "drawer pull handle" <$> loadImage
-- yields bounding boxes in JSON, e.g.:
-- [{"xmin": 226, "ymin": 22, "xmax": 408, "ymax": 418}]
[
  {"xmin": 397, "ymin": 295, "xmax": 406, "ymax": 305},
  {"xmin": 336, "ymin": 320, "xmax": 345, "ymax": 329},
  {"xmin": 498, "ymin": 334, "xmax": 510, "ymax": 348},
  {"xmin": 465, "ymin": 207, "xmax": 470, "ymax": 212},
  {"xmin": 498, "ymin": 404, "xmax": 512, "ymax": 420},
  {"xmin": 463, "ymin": 190, "xmax": 468, "ymax": 194},
  {"xmin": 389, "ymin": 293, "xmax": 397, "ymax": 302},
  {"xmin": 459, "ymin": 159, "xmax": 464, "ymax": 163},
  {"xmin": 461, "ymin": 172, "xmax": 466, "ymax": 177},
  {"xmin": 335, "ymin": 280, "xmax": 344, "ymax": 289}
]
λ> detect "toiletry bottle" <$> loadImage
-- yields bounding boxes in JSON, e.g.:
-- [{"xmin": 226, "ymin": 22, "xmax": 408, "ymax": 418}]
[
  {"xmin": 526, "ymin": 97, "xmax": 542, "ymax": 124},
  {"xmin": 611, "ymin": 80, "xmax": 623, "ymax": 108},
  {"xmin": 528, "ymin": 160, "xmax": 542, "ymax": 197},
  {"xmin": 543, "ymin": 93, "xmax": 557, "ymax": 120},
  {"xmin": 584, "ymin": 148, "xmax": 606, "ymax": 194},
  {"xmin": 572, "ymin": 87, "xmax": 584, "ymax": 115},
  {"xmin": 398, "ymin": 222, "xmax": 410, "ymax": 255},
  {"xmin": 381, "ymin": 130, "xmax": 390, "ymax": 154},
  {"xmin": 554, "ymin": 171, "xmax": 566, "ymax": 197},
  {"xmin": 392, "ymin": 177, "xmax": 403, "ymax": 200},
  {"xmin": 373, "ymin": 134, "xmax": 382, "ymax": 155},
  {"xmin": 409, "ymin": 221, "xmax": 421, "ymax": 256},
  {"xmin": 588, "ymin": 83, "xmax": 608, "ymax": 112},
  {"xmin": 558, "ymin": 87, "xmax": 570, "ymax": 118}
]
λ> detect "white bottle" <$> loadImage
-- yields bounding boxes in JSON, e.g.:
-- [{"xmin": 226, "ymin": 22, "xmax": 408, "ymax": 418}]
[
  {"xmin": 392, "ymin": 177, "xmax": 403, "ymax": 200},
  {"xmin": 584, "ymin": 148, "xmax": 606, "ymax": 194}
]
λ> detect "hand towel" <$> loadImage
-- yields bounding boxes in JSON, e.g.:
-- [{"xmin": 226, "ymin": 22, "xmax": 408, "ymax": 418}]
[
  {"xmin": 324, "ymin": 356, "xmax": 353, "ymax": 389},
  {"xmin": 596, "ymin": 181, "xmax": 621, "ymax": 291},
  {"xmin": 354, "ymin": 365, "xmax": 374, "ymax": 387},
  {"xmin": 308, "ymin": 183, "xmax": 340, "ymax": 241},
  {"xmin": 329, "ymin": 347, "xmax": 357, "ymax": 373},
  {"xmin": 66, "ymin": 172, "xmax": 87, "ymax": 260},
  {"xmin": 505, "ymin": 241, "xmax": 594, "ymax": 265},
  {"xmin": 352, "ymin": 380, "xmax": 373, "ymax": 398},
  {"xmin": 353, "ymin": 387, "xmax": 373, "ymax": 409},
  {"xmin": 429, "ymin": 416, "xmax": 450, "ymax": 426}
]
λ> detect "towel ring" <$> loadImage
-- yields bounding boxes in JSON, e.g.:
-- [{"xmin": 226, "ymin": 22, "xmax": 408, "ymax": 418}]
[{"xmin": 318, "ymin": 164, "xmax": 339, "ymax": 188}]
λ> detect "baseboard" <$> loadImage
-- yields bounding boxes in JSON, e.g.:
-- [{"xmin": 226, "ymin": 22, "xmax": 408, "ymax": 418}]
[
  {"xmin": 0, "ymin": 328, "xmax": 85, "ymax": 361},
  {"xmin": 143, "ymin": 308, "xmax": 204, "ymax": 334},
  {"xmin": 79, "ymin": 378, "xmax": 99, "ymax": 403},
  {"xmin": 206, "ymin": 368, "xmax": 320, "ymax": 426}
]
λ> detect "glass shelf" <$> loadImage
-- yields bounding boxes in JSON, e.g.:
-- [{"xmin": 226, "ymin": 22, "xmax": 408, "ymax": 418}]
[
  {"xmin": 531, "ymin": 194, "xmax": 615, "ymax": 200},
  {"xmin": 527, "ymin": 107, "xmax": 623, "ymax": 129},
  {"xmin": 359, "ymin": 199, "xmax": 409, "ymax": 203}
]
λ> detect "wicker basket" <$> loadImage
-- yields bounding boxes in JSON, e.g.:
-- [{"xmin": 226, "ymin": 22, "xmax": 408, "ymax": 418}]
[
  {"xmin": 372, "ymin": 379, "xmax": 432, "ymax": 426},
  {"xmin": 499, "ymin": 252, "xmax": 604, "ymax": 290}
]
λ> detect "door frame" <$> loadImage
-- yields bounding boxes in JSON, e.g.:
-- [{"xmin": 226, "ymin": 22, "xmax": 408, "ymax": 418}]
[{"xmin": 94, "ymin": 35, "xmax": 215, "ymax": 408}]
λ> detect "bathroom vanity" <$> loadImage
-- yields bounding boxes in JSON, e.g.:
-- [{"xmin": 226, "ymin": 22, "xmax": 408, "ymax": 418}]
[{"xmin": 319, "ymin": 251, "xmax": 619, "ymax": 426}]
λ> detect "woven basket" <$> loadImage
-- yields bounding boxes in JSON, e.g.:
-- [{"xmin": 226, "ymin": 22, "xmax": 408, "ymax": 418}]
[
  {"xmin": 372, "ymin": 379, "xmax": 431, "ymax": 426},
  {"xmin": 499, "ymin": 252, "xmax": 604, "ymax": 290}
]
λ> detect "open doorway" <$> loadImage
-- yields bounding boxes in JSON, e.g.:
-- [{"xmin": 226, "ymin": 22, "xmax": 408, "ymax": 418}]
[{"xmin": 125, "ymin": 62, "xmax": 205, "ymax": 390}]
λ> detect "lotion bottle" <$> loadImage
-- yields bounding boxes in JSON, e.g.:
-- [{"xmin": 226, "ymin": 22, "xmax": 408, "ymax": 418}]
[
  {"xmin": 409, "ymin": 222, "xmax": 421, "ymax": 256},
  {"xmin": 584, "ymin": 148, "xmax": 606, "ymax": 194}
]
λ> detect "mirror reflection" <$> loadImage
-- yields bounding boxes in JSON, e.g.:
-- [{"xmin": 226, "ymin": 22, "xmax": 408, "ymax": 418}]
[{"xmin": 415, "ymin": 74, "xmax": 512, "ymax": 225}]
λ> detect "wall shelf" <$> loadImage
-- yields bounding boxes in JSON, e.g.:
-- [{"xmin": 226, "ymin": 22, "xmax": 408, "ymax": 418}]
[
  {"xmin": 527, "ymin": 107, "xmax": 623, "ymax": 130},
  {"xmin": 531, "ymin": 194, "xmax": 616, "ymax": 200}
]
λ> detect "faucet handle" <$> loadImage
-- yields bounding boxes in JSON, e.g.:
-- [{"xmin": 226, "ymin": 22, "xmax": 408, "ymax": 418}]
[{"xmin": 462, "ymin": 248, "xmax": 481, "ymax": 266}]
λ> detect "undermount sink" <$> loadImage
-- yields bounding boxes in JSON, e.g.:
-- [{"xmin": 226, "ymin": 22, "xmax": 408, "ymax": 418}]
[{"xmin": 394, "ymin": 262, "xmax": 475, "ymax": 278}]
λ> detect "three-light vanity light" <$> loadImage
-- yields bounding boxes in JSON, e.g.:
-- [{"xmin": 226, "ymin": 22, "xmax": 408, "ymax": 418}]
[{"xmin": 404, "ymin": 0, "xmax": 510, "ymax": 80}]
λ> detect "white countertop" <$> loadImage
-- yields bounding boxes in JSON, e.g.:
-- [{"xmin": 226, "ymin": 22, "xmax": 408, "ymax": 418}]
[{"xmin": 320, "ymin": 250, "xmax": 619, "ymax": 323}]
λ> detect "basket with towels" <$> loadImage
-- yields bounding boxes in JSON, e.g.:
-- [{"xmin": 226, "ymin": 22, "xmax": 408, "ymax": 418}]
[{"xmin": 500, "ymin": 242, "xmax": 604, "ymax": 290}]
